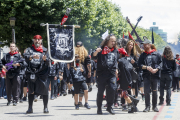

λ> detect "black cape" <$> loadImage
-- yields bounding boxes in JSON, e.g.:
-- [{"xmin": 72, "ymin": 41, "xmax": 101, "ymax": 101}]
[
  {"xmin": 118, "ymin": 57, "xmax": 134, "ymax": 90},
  {"xmin": 24, "ymin": 46, "xmax": 49, "ymax": 95}
]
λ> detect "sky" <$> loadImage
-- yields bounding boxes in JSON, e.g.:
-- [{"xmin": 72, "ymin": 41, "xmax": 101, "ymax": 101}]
[{"xmin": 110, "ymin": 0, "xmax": 180, "ymax": 43}]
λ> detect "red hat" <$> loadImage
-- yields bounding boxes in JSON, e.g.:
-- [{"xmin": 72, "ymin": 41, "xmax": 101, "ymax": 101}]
[
  {"xmin": 118, "ymin": 48, "xmax": 128, "ymax": 56},
  {"xmin": 33, "ymin": 35, "xmax": 42, "ymax": 39}
]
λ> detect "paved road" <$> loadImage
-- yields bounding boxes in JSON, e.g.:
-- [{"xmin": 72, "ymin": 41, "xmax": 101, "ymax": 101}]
[{"xmin": 0, "ymin": 86, "xmax": 180, "ymax": 120}]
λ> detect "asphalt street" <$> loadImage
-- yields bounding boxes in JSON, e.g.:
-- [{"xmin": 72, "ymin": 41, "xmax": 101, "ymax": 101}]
[{"xmin": 0, "ymin": 85, "xmax": 180, "ymax": 120}]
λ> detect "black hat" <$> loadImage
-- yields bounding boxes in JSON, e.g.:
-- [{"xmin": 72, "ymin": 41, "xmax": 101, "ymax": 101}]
[
  {"xmin": 141, "ymin": 36, "xmax": 152, "ymax": 44},
  {"xmin": 76, "ymin": 41, "xmax": 83, "ymax": 47}
]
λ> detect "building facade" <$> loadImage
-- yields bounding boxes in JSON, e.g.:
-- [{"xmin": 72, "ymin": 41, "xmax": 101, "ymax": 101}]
[{"xmin": 150, "ymin": 22, "xmax": 167, "ymax": 42}]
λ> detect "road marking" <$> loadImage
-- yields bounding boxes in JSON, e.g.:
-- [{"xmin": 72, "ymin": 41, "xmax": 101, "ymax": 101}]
[
  {"xmin": 167, "ymin": 111, "xmax": 174, "ymax": 113},
  {"xmin": 164, "ymin": 115, "xmax": 172, "ymax": 118},
  {"xmin": 170, "ymin": 104, "xmax": 176, "ymax": 106},
  {"xmin": 169, "ymin": 107, "xmax": 175, "ymax": 109}
]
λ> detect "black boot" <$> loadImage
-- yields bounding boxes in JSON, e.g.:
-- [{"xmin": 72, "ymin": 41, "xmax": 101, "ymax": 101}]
[
  {"xmin": 88, "ymin": 85, "xmax": 92, "ymax": 92},
  {"xmin": 44, "ymin": 108, "xmax": 49, "ymax": 113},
  {"xmin": 43, "ymin": 95, "xmax": 49, "ymax": 113},
  {"xmin": 26, "ymin": 107, "xmax": 33, "ymax": 114},
  {"xmin": 13, "ymin": 100, "xmax": 17, "ymax": 106},
  {"xmin": 122, "ymin": 104, "xmax": 128, "ymax": 111},
  {"xmin": 158, "ymin": 101, "xmax": 164, "ymax": 105},
  {"xmin": 152, "ymin": 106, "xmax": 159, "ymax": 112},
  {"xmin": 75, "ymin": 104, "xmax": 79, "ymax": 110},
  {"xmin": 143, "ymin": 106, "xmax": 150, "ymax": 112},
  {"xmin": 97, "ymin": 107, "xmax": 103, "ymax": 115},
  {"xmin": 19, "ymin": 98, "xmax": 23, "ymax": 103},
  {"xmin": 7, "ymin": 101, "xmax": 11, "ymax": 106},
  {"xmin": 134, "ymin": 106, "xmax": 139, "ymax": 112},
  {"xmin": 106, "ymin": 107, "xmax": 115, "ymax": 115},
  {"xmin": 128, "ymin": 102, "xmax": 135, "ymax": 113},
  {"xmin": 166, "ymin": 101, "xmax": 171, "ymax": 106},
  {"xmin": 129, "ymin": 95, "xmax": 139, "ymax": 106}
]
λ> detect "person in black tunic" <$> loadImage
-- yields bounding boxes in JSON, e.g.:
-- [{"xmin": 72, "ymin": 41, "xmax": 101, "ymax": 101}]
[
  {"xmin": 89, "ymin": 55, "xmax": 96, "ymax": 86},
  {"xmin": 75, "ymin": 41, "xmax": 91, "ymax": 106},
  {"xmin": 1, "ymin": 43, "xmax": 24, "ymax": 106},
  {"xmin": 59, "ymin": 62, "xmax": 67, "ymax": 96},
  {"xmin": 18, "ymin": 57, "xmax": 28, "ymax": 103},
  {"xmin": 117, "ymin": 45, "xmax": 140, "ymax": 113},
  {"xmin": 24, "ymin": 35, "xmax": 50, "ymax": 114},
  {"xmin": 138, "ymin": 37, "xmax": 162, "ymax": 112},
  {"xmin": 172, "ymin": 53, "xmax": 180, "ymax": 92},
  {"xmin": 48, "ymin": 60, "xmax": 63, "ymax": 99},
  {"xmin": 69, "ymin": 54, "xmax": 91, "ymax": 110},
  {"xmin": 92, "ymin": 34, "xmax": 119, "ymax": 115},
  {"xmin": 159, "ymin": 46, "xmax": 176, "ymax": 106},
  {"xmin": 125, "ymin": 40, "xmax": 139, "ymax": 97}
]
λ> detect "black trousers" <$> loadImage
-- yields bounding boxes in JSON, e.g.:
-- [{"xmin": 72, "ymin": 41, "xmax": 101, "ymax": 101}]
[
  {"xmin": 6, "ymin": 74, "xmax": 20, "ymax": 102},
  {"xmin": 57, "ymin": 83, "xmax": 61, "ymax": 95},
  {"xmin": 28, "ymin": 94, "xmax": 48, "ymax": 109},
  {"xmin": 48, "ymin": 76, "xmax": 57, "ymax": 97},
  {"xmin": 60, "ymin": 80, "xmax": 66, "ymax": 94},
  {"xmin": 19, "ymin": 75, "xmax": 24, "ymax": 99},
  {"xmin": 159, "ymin": 74, "xmax": 173, "ymax": 103},
  {"xmin": 144, "ymin": 75, "xmax": 158, "ymax": 107},
  {"xmin": 97, "ymin": 72, "xmax": 117, "ymax": 108},
  {"xmin": 173, "ymin": 77, "xmax": 179, "ymax": 90},
  {"xmin": 132, "ymin": 80, "xmax": 139, "ymax": 97}
]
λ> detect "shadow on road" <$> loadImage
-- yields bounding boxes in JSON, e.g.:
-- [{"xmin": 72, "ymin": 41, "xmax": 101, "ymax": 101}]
[
  {"xmin": 52, "ymin": 106, "xmax": 74, "ymax": 107},
  {"xmin": 20, "ymin": 115, "xmax": 54, "ymax": 117}
]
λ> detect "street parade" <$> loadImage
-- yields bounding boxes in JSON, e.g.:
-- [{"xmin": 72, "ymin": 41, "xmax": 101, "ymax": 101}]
[{"xmin": 0, "ymin": 0, "xmax": 180, "ymax": 120}]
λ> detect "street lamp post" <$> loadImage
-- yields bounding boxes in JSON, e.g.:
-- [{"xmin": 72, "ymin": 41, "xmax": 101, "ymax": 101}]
[
  {"xmin": 9, "ymin": 17, "xmax": 16, "ymax": 43},
  {"xmin": 0, "ymin": 41, "xmax": 4, "ymax": 59}
]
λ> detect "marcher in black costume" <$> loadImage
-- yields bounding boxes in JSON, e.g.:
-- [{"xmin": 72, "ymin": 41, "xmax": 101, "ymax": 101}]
[
  {"xmin": 89, "ymin": 55, "xmax": 96, "ymax": 87},
  {"xmin": 59, "ymin": 62, "xmax": 67, "ymax": 96},
  {"xmin": 24, "ymin": 35, "xmax": 50, "ymax": 114},
  {"xmin": 19, "ymin": 57, "xmax": 28, "ymax": 103},
  {"xmin": 1, "ymin": 43, "xmax": 24, "ymax": 106},
  {"xmin": 48, "ymin": 60, "xmax": 63, "ymax": 100},
  {"xmin": 138, "ymin": 37, "xmax": 162, "ymax": 112},
  {"xmin": 92, "ymin": 34, "xmax": 119, "ymax": 115},
  {"xmin": 159, "ymin": 46, "xmax": 176, "ymax": 106},
  {"xmin": 125, "ymin": 40, "xmax": 139, "ymax": 98},
  {"xmin": 69, "ymin": 54, "xmax": 91, "ymax": 110},
  {"xmin": 117, "ymin": 46, "xmax": 139, "ymax": 113},
  {"xmin": 172, "ymin": 53, "xmax": 180, "ymax": 92},
  {"xmin": 75, "ymin": 41, "xmax": 91, "ymax": 106}
]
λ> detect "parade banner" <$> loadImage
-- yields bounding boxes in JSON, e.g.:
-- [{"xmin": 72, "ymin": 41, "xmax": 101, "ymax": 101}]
[{"xmin": 46, "ymin": 24, "xmax": 75, "ymax": 62}]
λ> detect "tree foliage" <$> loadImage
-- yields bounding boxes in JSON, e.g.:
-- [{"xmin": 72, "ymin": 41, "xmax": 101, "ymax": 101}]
[{"xmin": 0, "ymin": 0, "xmax": 167, "ymax": 53}]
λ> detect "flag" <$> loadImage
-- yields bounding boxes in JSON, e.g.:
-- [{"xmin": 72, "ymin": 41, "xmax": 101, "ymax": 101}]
[
  {"xmin": 152, "ymin": 28, "xmax": 154, "ymax": 44},
  {"xmin": 61, "ymin": 15, "xmax": 68, "ymax": 25},
  {"xmin": 60, "ymin": 8, "xmax": 72, "ymax": 25},
  {"xmin": 102, "ymin": 30, "xmax": 109, "ymax": 40},
  {"xmin": 128, "ymin": 31, "xmax": 134, "ymax": 40}
]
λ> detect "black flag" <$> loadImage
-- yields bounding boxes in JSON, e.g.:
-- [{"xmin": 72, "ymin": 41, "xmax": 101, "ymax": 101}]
[{"xmin": 152, "ymin": 28, "xmax": 154, "ymax": 44}]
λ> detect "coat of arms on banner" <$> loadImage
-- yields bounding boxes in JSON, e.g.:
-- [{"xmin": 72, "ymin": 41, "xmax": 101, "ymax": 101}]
[{"xmin": 47, "ymin": 24, "xmax": 75, "ymax": 62}]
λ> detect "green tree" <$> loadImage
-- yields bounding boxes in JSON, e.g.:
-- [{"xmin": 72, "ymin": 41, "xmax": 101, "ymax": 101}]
[{"xmin": 0, "ymin": 0, "xmax": 167, "ymax": 53}]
